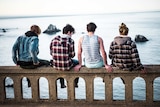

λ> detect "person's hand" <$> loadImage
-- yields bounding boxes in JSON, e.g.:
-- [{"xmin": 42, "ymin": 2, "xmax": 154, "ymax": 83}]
[
  {"xmin": 74, "ymin": 64, "xmax": 82, "ymax": 72},
  {"xmin": 33, "ymin": 62, "xmax": 39, "ymax": 65},
  {"xmin": 105, "ymin": 65, "xmax": 113, "ymax": 73}
]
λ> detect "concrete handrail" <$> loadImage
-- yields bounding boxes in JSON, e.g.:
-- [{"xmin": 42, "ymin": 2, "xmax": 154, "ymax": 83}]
[{"xmin": 0, "ymin": 65, "xmax": 160, "ymax": 107}]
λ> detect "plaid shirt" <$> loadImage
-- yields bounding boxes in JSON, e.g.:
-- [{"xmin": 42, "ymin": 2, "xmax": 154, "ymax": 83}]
[
  {"xmin": 50, "ymin": 35, "xmax": 75, "ymax": 70},
  {"xmin": 109, "ymin": 36, "xmax": 143, "ymax": 71}
]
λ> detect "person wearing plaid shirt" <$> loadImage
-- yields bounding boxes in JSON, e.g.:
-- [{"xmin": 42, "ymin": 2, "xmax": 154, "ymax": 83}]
[
  {"xmin": 109, "ymin": 23, "xmax": 146, "ymax": 73},
  {"xmin": 50, "ymin": 24, "xmax": 79, "ymax": 88}
]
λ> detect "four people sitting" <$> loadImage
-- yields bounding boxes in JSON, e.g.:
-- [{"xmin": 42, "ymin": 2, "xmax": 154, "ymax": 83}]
[{"xmin": 12, "ymin": 22, "xmax": 146, "ymax": 88}]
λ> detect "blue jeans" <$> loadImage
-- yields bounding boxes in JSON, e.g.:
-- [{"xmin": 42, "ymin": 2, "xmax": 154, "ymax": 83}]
[{"xmin": 72, "ymin": 59, "xmax": 79, "ymax": 67}]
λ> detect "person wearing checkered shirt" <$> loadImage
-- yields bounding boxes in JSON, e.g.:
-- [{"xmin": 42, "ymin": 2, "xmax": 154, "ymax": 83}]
[
  {"xmin": 109, "ymin": 23, "xmax": 146, "ymax": 73},
  {"xmin": 50, "ymin": 24, "xmax": 79, "ymax": 88}
]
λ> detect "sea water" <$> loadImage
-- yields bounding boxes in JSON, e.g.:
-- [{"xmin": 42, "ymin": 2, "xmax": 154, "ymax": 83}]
[{"xmin": 0, "ymin": 11, "xmax": 160, "ymax": 100}]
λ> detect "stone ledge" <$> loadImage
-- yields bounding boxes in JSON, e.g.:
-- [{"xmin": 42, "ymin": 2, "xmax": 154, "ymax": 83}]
[{"xmin": 0, "ymin": 65, "xmax": 160, "ymax": 74}]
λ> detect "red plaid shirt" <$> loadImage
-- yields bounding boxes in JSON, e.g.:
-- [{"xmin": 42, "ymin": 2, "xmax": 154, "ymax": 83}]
[{"xmin": 50, "ymin": 35, "xmax": 75, "ymax": 70}]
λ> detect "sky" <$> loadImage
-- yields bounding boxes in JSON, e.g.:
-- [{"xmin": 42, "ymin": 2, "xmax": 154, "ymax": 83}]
[{"xmin": 0, "ymin": 0, "xmax": 160, "ymax": 16}]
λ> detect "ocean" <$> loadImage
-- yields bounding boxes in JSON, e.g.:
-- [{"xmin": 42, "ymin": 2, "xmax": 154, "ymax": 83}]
[{"xmin": 0, "ymin": 11, "xmax": 160, "ymax": 100}]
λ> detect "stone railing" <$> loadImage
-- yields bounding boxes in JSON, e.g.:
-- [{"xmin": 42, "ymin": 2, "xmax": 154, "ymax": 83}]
[{"xmin": 0, "ymin": 65, "xmax": 160, "ymax": 107}]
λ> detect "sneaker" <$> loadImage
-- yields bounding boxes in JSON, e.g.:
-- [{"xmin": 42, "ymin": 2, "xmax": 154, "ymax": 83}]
[
  {"xmin": 74, "ymin": 84, "xmax": 78, "ymax": 88},
  {"xmin": 28, "ymin": 81, "xmax": 31, "ymax": 87},
  {"xmin": 27, "ymin": 78, "xmax": 31, "ymax": 87},
  {"xmin": 6, "ymin": 84, "xmax": 13, "ymax": 87},
  {"xmin": 61, "ymin": 85, "xmax": 66, "ymax": 88}
]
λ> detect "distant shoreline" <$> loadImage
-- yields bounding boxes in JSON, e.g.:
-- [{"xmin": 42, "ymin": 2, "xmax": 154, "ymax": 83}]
[{"xmin": 0, "ymin": 10, "xmax": 159, "ymax": 20}]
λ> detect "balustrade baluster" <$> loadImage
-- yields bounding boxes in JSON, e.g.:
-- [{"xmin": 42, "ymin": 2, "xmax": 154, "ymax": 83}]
[
  {"xmin": 13, "ymin": 76, "xmax": 22, "ymax": 102},
  {"xmin": 146, "ymin": 77, "xmax": 154, "ymax": 104},
  {"xmin": 104, "ymin": 75, "xmax": 113, "ymax": 103},
  {"xmin": 48, "ymin": 77, "xmax": 57, "ymax": 101},
  {"xmin": 85, "ymin": 77, "xmax": 94, "ymax": 102},
  {"xmin": 125, "ymin": 77, "xmax": 133, "ymax": 102},
  {"xmin": 67, "ymin": 76, "xmax": 75, "ymax": 101},
  {"xmin": 0, "ymin": 77, "xmax": 5, "ymax": 102},
  {"xmin": 30, "ymin": 76, "xmax": 39, "ymax": 102}
]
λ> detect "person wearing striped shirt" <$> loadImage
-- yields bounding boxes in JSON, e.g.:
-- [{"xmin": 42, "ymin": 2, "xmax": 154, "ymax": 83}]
[{"xmin": 74, "ymin": 22, "xmax": 112, "ymax": 72}]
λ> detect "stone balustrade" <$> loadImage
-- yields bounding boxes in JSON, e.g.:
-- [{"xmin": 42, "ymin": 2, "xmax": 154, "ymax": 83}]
[{"xmin": 0, "ymin": 65, "xmax": 160, "ymax": 107}]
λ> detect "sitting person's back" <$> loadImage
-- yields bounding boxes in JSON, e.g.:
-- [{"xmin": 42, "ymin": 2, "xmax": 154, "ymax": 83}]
[
  {"xmin": 50, "ymin": 24, "xmax": 79, "ymax": 88},
  {"xmin": 12, "ymin": 25, "xmax": 50, "ymax": 69},
  {"xmin": 109, "ymin": 23, "xmax": 145, "ymax": 71},
  {"xmin": 74, "ymin": 22, "xmax": 112, "ymax": 72}
]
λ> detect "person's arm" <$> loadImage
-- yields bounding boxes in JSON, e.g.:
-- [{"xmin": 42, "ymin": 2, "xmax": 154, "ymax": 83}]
[
  {"xmin": 74, "ymin": 37, "xmax": 83, "ymax": 71},
  {"xmin": 109, "ymin": 42, "xmax": 114, "ymax": 59},
  {"xmin": 69, "ymin": 39, "xmax": 75, "ymax": 58},
  {"xmin": 12, "ymin": 37, "xmax": 19, "ymax": 65},
  {"xmin": 98, "ymin": 37, "xmax": 113, "ymax": 72},
  {"xmin": 131, "ymin": 42, "xmax": 146, "ymax": 73},
  {"xmin": 50, "ymin": 40, "xmax": 53, "ymax": 56}
]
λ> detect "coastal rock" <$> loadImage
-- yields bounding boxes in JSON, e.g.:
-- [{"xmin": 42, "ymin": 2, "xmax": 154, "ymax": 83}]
[
  {"xmin": 43, "ymin": 24, "xmax": 61, "ymax": 35},
  {"xmin": 135, "ymin": 35, "xmax": 149, "ymax": 42},
  {"xmin": 0, "ymin": 28, "xmax": 18, "ymax": 33},
  {"xmin": 0, "ymin": 28, "xmax": 7, "ymax": 33}
]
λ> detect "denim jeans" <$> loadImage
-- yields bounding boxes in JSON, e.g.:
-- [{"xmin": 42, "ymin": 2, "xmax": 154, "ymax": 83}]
[{"xmin": 72, "ymin": 59, "xmax": 79, "ymax": 67}]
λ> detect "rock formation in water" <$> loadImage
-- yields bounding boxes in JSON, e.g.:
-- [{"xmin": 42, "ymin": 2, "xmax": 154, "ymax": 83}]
[
  {"xmin": 135, "ymin": 35, "xmax": 149, "ymax": 42},
  {"xmin": 43, "ymin": 24, "xmax": 61, "ymax": 35}
]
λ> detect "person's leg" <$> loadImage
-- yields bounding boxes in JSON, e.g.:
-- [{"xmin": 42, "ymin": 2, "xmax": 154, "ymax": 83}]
[
  {"xmin": 59, "ymin": 78, "xmax": 66, "ymax": 88},
  {"xmin": 72, "ymin": 59, "xmax": 79, "ymax": 87},
  {"xmin": 74, "ymin": 77, "xmax": 79, "ymax": 88},
  {"xmin": 72, "ymin": 59, "xmax": 79, "ymax": 67},
  {"xmin": 27, "ymin": 78, "xmax": 31, "ymax": 87},
  {"xmin": 20, "ymin": 65, "xmax": 37, "ymax": 69},
  {"xmin": 37, "ymin": 59, "xmax": 50, "ymax": 67},
  {"xmin": 18, "ymin": 61, "xmax": 37, "ymax": 69}
]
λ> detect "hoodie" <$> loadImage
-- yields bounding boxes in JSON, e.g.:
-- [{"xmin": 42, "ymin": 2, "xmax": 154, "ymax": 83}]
[
  {"xmin": 25, "ymin": 31, "xmax": 38, "ymax": 37},
  {"xmin": 109, "ymin": 36, "xmax": 143, "ymax": 71},
  {"xmin": 114, "ymin": 36, "xmax": 132, "ymax": 45}
]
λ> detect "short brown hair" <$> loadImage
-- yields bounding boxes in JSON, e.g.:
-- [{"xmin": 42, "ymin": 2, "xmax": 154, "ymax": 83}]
[
  {"xmin": 30, "ymin": 25, "xmax": 41, "ymax": 35},
  {"xmin": 63, "ymin": 24, "xmax": 75, "ymax": 34},
  {"xmin": 87, "ymin": 22, "xmax": 97, "ymax": 32}
]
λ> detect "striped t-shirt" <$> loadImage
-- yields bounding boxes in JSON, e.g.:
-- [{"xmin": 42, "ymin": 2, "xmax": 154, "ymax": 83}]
[{"xmin": 82, "ymin": 35, "xmax": 103, "ymax": 68}]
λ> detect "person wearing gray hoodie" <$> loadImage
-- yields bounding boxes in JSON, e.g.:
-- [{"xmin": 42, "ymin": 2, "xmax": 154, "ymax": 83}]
[{"xmin": 109, "ymin": 23, "xmax": 145, "ymax": 72}]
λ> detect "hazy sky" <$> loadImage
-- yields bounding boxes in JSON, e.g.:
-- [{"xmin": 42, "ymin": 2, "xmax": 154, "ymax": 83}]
[{"xmin": 0, "ymin": 0, "xmax": 160, "ymax": 16}]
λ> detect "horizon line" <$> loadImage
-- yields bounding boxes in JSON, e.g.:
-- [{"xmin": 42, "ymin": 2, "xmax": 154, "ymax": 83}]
[{"xmin": 0, "ymin": 10, "xmax": 160, "ymax": 19}]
